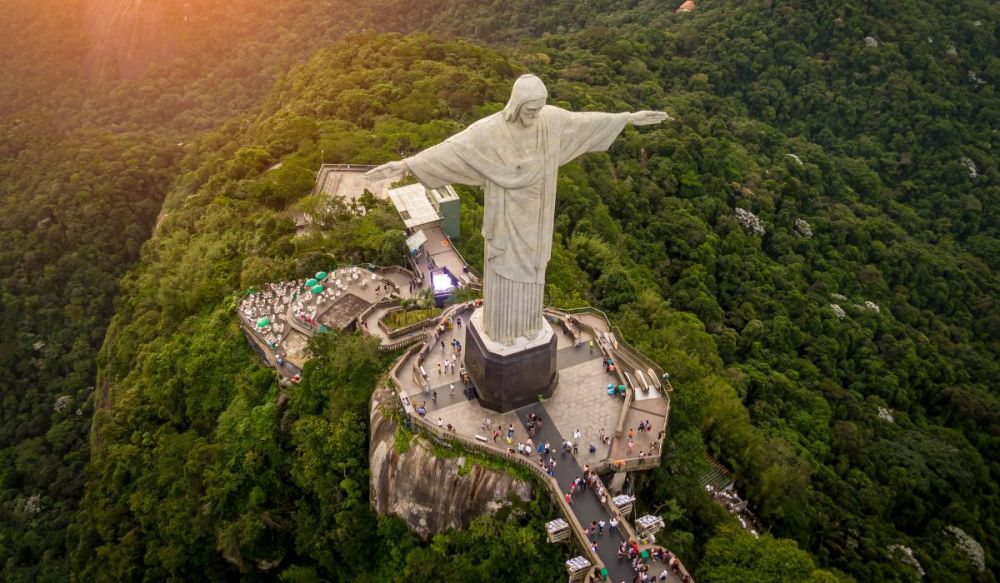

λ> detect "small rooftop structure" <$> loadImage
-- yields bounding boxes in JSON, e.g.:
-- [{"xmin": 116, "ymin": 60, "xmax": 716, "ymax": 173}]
[
  {"xmin": 676, "ymin": 0, "xmax": 696, "ymax": 12},
  {"xmin": 546, "ymin": 518, "xmax": 571, "ymax": 543},
  {"xmin": 565, "ymin": 556, "xmax": 593, "ymax": 581},
  {"xmin": 404, "ymin": 230, "xmax": 428, "ymax": 253},
  {"xmin": 310, "ymin": 164, "xmax": 461, "ymax": 239},
  {"xmin": 313, "ymin": 164, "xmax": 385, "ymax": 201},
  {"xmin": 388, "ymin": 183, "xmax": 444, "ymax": 229}
]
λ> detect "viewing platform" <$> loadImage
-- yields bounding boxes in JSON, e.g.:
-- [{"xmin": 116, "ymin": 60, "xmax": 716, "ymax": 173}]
[
  {"xmin": 236, "ymin": 260, "xmax": 686, "ymax": 581},
  {"xmin": 382, "ymin": 302, "xmax": 687, "ymax": 582}
]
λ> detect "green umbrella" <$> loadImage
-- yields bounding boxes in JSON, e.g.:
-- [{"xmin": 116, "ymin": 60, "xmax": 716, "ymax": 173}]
[
  {"xmin": 305, "ymin": 278, "xmax": 318, "ymax": 287},
  {"xmin": 310, "ymin": 284, "xmax": 324, "ymax": 294},
  {"xmin": 315, "ymin": 271, "xmax": 327, "ymax": 281},
  {"xmin": 256, "ymin": 317, "xmax": 270, "ymax": 328}
]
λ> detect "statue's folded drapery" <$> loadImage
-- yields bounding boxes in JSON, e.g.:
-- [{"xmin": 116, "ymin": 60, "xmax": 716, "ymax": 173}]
[{"xmin": 406, "ymin": 106, "xmax": 628, "ymax": 343}]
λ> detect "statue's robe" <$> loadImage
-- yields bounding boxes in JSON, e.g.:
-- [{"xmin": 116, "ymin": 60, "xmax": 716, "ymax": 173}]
[{"xmin": 406, "ymin": 106, "xmax": 629, "ymax": 344}]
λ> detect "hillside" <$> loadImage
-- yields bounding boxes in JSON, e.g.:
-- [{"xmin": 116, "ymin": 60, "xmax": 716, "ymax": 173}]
[{"xmin": 0, "ymin": 0, "xmax": 997, "ymax": 581}]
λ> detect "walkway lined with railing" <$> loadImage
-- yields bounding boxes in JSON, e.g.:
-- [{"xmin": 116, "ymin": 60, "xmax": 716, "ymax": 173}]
[{"xmin": 379, "ymin": 303, "xmax": 690, "ymax": 582}]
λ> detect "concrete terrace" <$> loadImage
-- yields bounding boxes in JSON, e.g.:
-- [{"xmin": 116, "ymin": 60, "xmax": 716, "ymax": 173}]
[{"xmin": 386, "ymin": 304, "xmax": 686, "ymax": 582}]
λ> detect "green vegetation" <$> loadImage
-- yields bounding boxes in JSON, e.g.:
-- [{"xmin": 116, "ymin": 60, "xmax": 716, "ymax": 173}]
[
  {"xmin": 388, "ymin": 288, "xmax": 441, "ymax": 329},
  {"xmin": 384, "ymin": 307, "xmax": 442, "ymax": 330},
  {"xmin": 1, "ymin": 0, "xmax": 997, "ymax": 581}
]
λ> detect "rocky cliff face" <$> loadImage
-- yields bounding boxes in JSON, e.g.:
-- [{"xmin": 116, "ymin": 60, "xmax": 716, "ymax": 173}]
[
  {"xmin": 369, "ymin": 388, "xmax": 532, "ymax": 539},
  {"xmin": 83, "ymin": 0, "xmax": 180, "ymax": 80}
]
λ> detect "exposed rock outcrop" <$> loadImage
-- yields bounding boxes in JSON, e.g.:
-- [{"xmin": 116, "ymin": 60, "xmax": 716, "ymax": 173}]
[
  {"xmin": 83, "ymin": 0, "xmax": 178, "ymax": 80},
  {"xmin": 369, "ymin": 387, "xmax": 532, "ymax": 539}
]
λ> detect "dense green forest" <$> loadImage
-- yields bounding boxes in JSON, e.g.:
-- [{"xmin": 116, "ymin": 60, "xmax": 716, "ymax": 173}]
[{"xmin": 1, "ymin": 0, "xmax": 997, "ymax": 581}]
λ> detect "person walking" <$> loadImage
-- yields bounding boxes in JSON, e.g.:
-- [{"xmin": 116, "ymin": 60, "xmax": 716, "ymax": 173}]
[{"xmin": 609, "ymin": 517, "xmax": 618, "ymax": 534}]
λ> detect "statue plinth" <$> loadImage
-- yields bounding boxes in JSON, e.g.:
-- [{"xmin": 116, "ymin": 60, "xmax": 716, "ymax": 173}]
[{"xmin": 463, "ymin": 308, "xmax": 558, "ymax": 412}]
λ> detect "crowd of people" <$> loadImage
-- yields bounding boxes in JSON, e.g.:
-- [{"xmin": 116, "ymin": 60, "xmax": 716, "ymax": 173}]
[
  {"xmin": 600, "ymin": 542, "xmax": 690, "ymax": 583},
  {"xmin": 239, "ymin": 280, "xmax": 300, "ymax": 348},
  {"xmin": 239, "ymin": 267, "xmax": 396, "ymax": 355}
]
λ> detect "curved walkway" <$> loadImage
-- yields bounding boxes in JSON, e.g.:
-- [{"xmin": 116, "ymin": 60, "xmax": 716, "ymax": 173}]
[
  {"xmin": 370, "ymin": 302, "xmax": 691, "ymax": 581},
  {"xmin": 517, "ymin": 403, "xmax": 633, "ymax": 582}
]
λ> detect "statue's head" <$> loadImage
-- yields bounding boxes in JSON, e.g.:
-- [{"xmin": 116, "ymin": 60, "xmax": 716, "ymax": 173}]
[{"xmin": 503, "ymin": 74, "xmax": 548, "ymax": 127}]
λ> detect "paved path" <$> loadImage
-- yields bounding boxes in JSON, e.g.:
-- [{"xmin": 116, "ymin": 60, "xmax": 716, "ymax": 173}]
[
  {"xmin": 363, "ymin": 305, "xmax": 397, "ymax": 345},
  {"xmin": 515, "ymin": 403, "xmax": 633, "ymax": 583}
]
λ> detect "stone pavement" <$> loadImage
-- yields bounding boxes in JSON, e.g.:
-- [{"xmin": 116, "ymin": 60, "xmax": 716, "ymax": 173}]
[
  {"xmin": 542, "ymin": 346, "xmax": 622, "ymax": 465},
  {"xmin": 609, "ymin": 397, "xmax": 668, "ymax": 461},
  {"xmin": 396, "ymin": 318, "xmax": 628, "ymax": 471},
  {"xmin": 515, "ymin": 403, "xmax": 634, "ymax": 583}
]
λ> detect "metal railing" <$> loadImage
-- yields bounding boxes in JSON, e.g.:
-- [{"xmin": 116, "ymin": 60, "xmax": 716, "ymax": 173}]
[
  {"xmin": 548, "ymin": 306, "xmax": 665, "ymax": 386},
  {"xmin": 405, "ymin": 413, "xmax": 607, "ymax": 574},
  {"xmin": 379, "ymin": 302, "xmax": 689, "ymax": 581}
]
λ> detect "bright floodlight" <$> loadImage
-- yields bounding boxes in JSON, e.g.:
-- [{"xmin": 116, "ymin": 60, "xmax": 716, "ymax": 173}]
[{"xmin": 432, "ymin": 272, "xmax": 454, "ymax": 293}]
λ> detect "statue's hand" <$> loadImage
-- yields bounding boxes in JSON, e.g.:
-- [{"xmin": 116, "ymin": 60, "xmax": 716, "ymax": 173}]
[
  {"xmin": 628, "ymin": 111, "xmax": 673, "ymax": 126},
  {"xmin": 364, "ymin": 160, "xmax": 408, "ymax": 182}
]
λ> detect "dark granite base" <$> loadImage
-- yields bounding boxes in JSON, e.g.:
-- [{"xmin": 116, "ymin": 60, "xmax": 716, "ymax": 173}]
[{"xmin": 463, "ymin": 323, "xmax": 558, "ymax": 413}]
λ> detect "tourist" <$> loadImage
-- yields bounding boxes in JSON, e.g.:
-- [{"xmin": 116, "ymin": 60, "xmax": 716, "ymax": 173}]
[
  {"xmin": 449, "ymin": 383, "xmax": 455, "ymax": 396},
  {"xmin": 437, "ymin": 417, "xmax": 444, "ymax": 429},
  {"xmin": 610, "ymin": 517, "xmax": 618, "ymax": 534},
  {"xmin": 598, "ymin": 519, "xmax": 605, "ymax": 535},
  {"xmin": 431, "ymin": 390, "xmax": 437, "ymax": 403}
]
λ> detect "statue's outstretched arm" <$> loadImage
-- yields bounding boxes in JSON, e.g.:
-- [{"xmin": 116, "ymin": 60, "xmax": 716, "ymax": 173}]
[
  {"xmin": 364, "ymin": 160, "xmax": 409, "ymax": 183},
  {"xmin": 627, "ymin": 111, "xmax": 674, "ymax": 126}
]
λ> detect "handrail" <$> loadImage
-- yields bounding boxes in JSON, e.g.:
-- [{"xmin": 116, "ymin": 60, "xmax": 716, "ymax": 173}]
[
  {"xmin": 389, "ymin": 342, "xmax": 426, "ymax": 401},
  {"xmin": 378, "ymin": 307, "xmax": 443, "ymax": 339},
  {"xmin": 380, "ymin": 333, "xmax": 428, "ymax": 353},
  {"xmin": 378, "ymin": 302, "xmax": 681, "ymax": 579},
  {"xmin": 357, "ymin": 298, "xmax": 400, "ymax": 328},
  {"xmin": 638, "ymin": 544, "xmax": 695, "ymax": 582},
  {"xmin": 549, "ymin": 306, "xmax": 664, "ymax": 383},
  {"xmin": 406, "ymin": 414, "xmax": 607, "ymax": 573}
]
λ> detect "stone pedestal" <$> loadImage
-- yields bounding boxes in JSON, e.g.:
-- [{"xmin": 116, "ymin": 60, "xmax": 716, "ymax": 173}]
[{"xmin": 463, "ymin": 308, "xmax": 558, "ymax": 412}]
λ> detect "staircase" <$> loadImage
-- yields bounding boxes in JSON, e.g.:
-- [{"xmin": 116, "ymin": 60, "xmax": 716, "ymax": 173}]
[{"xmin": 697, "ymin": 455, "xmax": 735, "ymax": 491}]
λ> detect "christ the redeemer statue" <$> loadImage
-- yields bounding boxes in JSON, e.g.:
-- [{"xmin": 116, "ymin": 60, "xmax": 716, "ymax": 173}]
[{"xmin": 366, "ymin": 74, "xmax": 668, "ymax": 345}]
